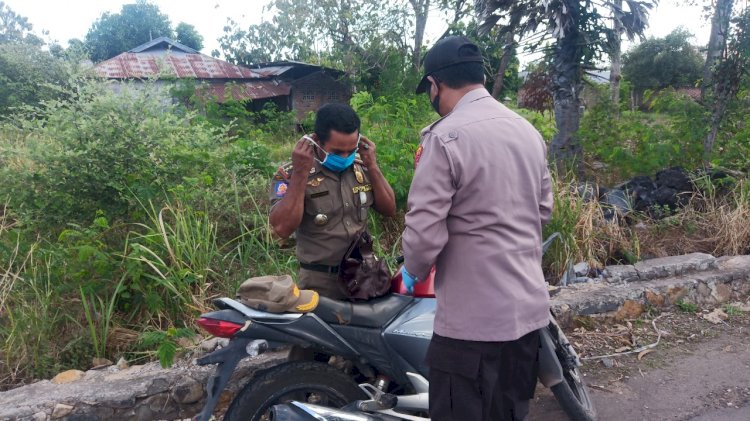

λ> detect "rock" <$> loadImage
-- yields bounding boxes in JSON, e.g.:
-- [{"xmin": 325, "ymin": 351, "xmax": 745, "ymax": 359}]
[
  {"xmin": 92, "ymin": 358, "xmax": 113, "ymax": 369},
  {"xmin": 576, "ymin": 182, "xmax": 598, "ymax": 202},
  {"xmin": 51, "ymin": 404, "xmax": 74, "ymax": 419},
  {"xmin": 615, "ymin": 300, "xmax": 644, "ymax": 320},
  {"xmin": 620, "ymin": 176, "xmax": 657, "ymax": 212},
  {"xmin": 645, "ymin": 290, "xmax": 666, "ymax": 307},
  {"xmin": 666, "ymin": 285, "xmax": 688, "ymax": 305},
  {"xmin": 572, "ymin": 277, "xmax": 592, "ymax": 284},
  {"xmin": 32, "ymin": 412, "xmax": 47, "ymax": 421},
  {"xmin": 601, "ymin": 188, "xmax": 633, "ymax": 218},
  {"xmin": 574, "ymin": 262, "xmax": 590, "ymax": 277},
  {"xmin": 633, "ymin": 253, "xmax": 716, "ymax": 280},
  {"xmin": 655, "ymin": 167, "xmax": 693, "ymax": 192},
  {"xmin": 703, "ymin": 308, "xmax": 729, "ymax": 324},
  {"xmin": 172, "ymin": 377, "xmax": 203, "ymax": 404},
  {"xmin": 116, "ymin": 357, "xmax": 129, "ymax": 370},
  {"xmin": 603, "ymin": 264, "xmax": 639, "ymax": 283},
  {"xmin": 650, "ymin": 186, "xmax": 680, "ymax": 210},
  {"xmin": 52, "ymin": 370, "xmax": 86, "ymax": 384},
  {"xmin": 601, "ymin": 358, "xmax": 615, "ymax": 368}
]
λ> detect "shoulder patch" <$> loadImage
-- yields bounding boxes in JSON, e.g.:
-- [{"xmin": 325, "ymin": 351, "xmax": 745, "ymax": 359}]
[
  {"xmin": 414, "ymin": 144, "xmax": 424, "ymax": 169},
  {"xmin": 274, "ymin": 180, "xmax": 289, "ymax": 197}
]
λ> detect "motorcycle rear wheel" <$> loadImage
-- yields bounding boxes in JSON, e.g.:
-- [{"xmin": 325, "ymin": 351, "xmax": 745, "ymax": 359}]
[{"xmin": 224, "ymin": 361, "xmax": 366, "ymax": 421}]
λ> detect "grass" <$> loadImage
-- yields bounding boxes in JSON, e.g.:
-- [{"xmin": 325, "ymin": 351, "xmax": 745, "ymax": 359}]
[{"xmin": 676, "ymin": 300, "xmax": 700, "ymax": 313}]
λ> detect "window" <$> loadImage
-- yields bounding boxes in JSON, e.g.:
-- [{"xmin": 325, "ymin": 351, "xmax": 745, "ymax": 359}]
[
  {"xmin": 328, "ymin": 91, "xmax": 340, "ymax": 101},
  {"xmin": 302, "ymin": 92, "xmax": 315, "ymax": 101}
]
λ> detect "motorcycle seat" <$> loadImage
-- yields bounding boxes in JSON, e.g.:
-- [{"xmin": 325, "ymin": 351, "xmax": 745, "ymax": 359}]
[{"xmin": 313, "ymin": 294, "xmax": 413, "ymax": 328}]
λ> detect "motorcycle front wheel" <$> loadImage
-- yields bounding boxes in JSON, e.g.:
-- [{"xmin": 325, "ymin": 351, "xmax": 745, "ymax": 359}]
[{"xmin": 224, "ymin": 361, "xmax": 365, "ymax": 421}]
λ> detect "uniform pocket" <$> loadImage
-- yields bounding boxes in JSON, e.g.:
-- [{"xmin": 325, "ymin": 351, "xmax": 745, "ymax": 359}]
[{"xmin": 304, "ymin": 187, "xmax": 333, "ymax": 215}]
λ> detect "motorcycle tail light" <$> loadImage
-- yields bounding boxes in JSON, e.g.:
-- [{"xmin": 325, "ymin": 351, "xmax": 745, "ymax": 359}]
[{"xmin": 197, "ymin": 317, "xmax": 244, "ymax": 338}]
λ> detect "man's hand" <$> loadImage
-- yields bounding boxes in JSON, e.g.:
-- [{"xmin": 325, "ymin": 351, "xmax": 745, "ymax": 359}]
[
  {"xmin": 359, "ymin": 135, "xmax": 378, "ymax": 169},
  {"xmin": 400, "ymin": 267, "xmax": 417, "ymax": 294},
  {"xmin": 292, "ymin": 136, "xmax": 316, "ymax": 175}
]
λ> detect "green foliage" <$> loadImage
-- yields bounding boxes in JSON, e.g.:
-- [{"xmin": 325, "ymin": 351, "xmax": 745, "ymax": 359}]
[
  {"xmin": 124, "ymin": 197, "xmax": 220, "ymax": 321},
  {"xmin": 139, "ymin": 327, "xmax": 195, "ymax": 368},
  {"xmin": 579, "ymin": 90, "xmax": 708, "ymax": 180},
  {"xmin": 351, "ymin": 91, "xmax": 435, "ymax": 207},
  {"xmin": 0, "ymin": 1, "xmax": 40, "ymax": 45},
  {"xmin": 723, "ymin": 304, "xmax": 743, "ymax": 316},
  {"xmin": 84, "ymin": 0, "xmax": 173, "ymax": 62},
  {"xmin": 0, "ymin": 79, "xmax": 258, "ymax": 228},
  {"xmin": 622, "ymin": 27, "xmax": 704, "ymax": 92},
  {"xmin": 175, "ymin": 22, "xmax": 203, "ymax": 51},
  {"xmin": 80, "ymin": 276, "xmax": 124, "ymax": 358},
  {"xmin": 0, "ymin": 42, "xmax": 68, "ymax": 114}
]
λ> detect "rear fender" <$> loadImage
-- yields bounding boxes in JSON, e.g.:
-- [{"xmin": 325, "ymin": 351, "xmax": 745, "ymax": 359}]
[{"xmin": 538, "ymin": 327, "xmax": 564, "ymax": 388}]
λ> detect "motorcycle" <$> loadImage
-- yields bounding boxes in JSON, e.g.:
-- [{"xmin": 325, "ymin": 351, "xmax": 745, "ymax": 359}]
[{"xmin": 194, "ymin": 234, "xmax": 596, "ymax": 421}]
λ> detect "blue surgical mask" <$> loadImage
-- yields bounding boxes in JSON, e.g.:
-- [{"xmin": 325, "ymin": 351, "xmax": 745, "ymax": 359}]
[{"xmin": 305, "ymin": 135, "xmax": 360, "ymax": 173}]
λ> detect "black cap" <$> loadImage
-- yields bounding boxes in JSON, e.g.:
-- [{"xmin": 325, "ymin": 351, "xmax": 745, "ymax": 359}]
[{"xmin": 416, "ymin": 36, "xmax": 484, "ymax": 94}]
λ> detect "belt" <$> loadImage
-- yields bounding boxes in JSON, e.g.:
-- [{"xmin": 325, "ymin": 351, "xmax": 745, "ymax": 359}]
[{"xmin": 300, "ymin": 262, "xmax": 339, "ymax": 274}]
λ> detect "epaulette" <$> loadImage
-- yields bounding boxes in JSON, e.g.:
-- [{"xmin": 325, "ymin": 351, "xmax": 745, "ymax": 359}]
[{"xmin": 274, "ymin": 162, "xmax": 294, "ymax": 181}]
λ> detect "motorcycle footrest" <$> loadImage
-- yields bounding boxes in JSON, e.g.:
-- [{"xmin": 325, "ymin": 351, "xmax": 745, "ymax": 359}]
[{"xmin": 356, "ymin": 394, "xmax": 398, "ymax": 411}]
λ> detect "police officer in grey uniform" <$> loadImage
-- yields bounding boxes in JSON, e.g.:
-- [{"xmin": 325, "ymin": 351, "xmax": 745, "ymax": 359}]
[
  {"xmin": 270, "ymin": 103, "xmax": 397, "ymax": 299},
  {"xmin": 401, "ymin": 36, "xmax": 554, "ymax": 420}
]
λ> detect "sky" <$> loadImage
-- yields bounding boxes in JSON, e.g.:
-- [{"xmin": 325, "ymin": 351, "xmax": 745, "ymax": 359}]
[{"xmin": 6, "ymin": 0, "xmax": 713, "ymax": 65}]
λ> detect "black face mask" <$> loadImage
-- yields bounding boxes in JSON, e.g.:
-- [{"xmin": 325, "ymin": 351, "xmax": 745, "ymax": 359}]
[
  {"xmin": 430, "ymin": 77, "xmax": 442, "ymax": 115},
  {"xmin": 431, "ymin": 93, "xmax": 441, "ymax": 115}
]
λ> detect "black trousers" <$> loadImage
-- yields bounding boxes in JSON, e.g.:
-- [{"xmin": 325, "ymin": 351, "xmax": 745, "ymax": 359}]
[{"xmin": 425, "ymin": 330, "xmax": 540, "ymax": 421}]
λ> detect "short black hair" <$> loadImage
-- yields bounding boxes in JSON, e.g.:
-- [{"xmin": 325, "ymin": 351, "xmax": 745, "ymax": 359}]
[
  {"xmin": 314, "ymin": 103, "xmax": 361, "ymax": 144},
  {"xmin": 431, "ymin": 46, "xmax": 485, "ymax": 89}
]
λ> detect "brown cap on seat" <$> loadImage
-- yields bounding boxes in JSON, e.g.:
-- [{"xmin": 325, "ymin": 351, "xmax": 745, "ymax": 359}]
[{"xmin": 237, "ymin": 275, "xmax": 319, "ymax": 313}]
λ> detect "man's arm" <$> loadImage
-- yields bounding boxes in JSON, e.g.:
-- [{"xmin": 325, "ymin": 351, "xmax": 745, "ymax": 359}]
[
  {"xmin": 539, "ymin": 138, "xmax": 554, "ymax": 225},
  {"xmin": 269, "ymin": 139, "xmax": 315, "ymax": 238},
  {"xmin": 401, "ymin": 134, "xmax": 456, "ymax": 280},
  {"xmin": 359, "ymin": 136, "xmax": 396, "ymax": 217}
]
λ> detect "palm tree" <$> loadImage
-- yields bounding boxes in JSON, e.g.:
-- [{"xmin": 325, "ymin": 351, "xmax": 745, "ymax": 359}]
[{"xmin": 475, "ymin": 0, "xmax": 653, "ymax": 173}]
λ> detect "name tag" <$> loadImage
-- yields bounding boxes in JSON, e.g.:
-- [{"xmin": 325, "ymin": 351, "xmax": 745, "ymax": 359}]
[
  {"xmin": 311, "ymin": 191, "xmax": 329, "ymax": 198},
  {"xmin": 352, "ymin": 184, "xmax": 372, "ymax": 194}
]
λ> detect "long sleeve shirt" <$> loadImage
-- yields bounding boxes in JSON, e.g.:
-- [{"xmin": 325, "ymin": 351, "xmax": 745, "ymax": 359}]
[{"xmin": 402, "ymin": 88, "xmax": 553, "ymax": 342}]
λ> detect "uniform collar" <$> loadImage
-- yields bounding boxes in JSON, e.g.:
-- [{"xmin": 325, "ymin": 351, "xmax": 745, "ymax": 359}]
[
  {"xmin": 421, "ymin": 87, "xmax": 491, "ymax": 134},
  {"xmin": 453, "ymin": 87, "xmax": 492, "ymax": 112}
]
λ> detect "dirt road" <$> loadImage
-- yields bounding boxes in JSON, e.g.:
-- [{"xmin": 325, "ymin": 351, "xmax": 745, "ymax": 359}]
[{"xmin": 531, "ymin": 313, "xmax": 750, "ymax": 421}]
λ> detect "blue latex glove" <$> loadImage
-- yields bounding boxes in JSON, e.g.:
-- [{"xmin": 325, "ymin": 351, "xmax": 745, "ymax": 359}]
[{"xmin": 400, "ymin": 267, "xmax": 417, "ymax": 294}]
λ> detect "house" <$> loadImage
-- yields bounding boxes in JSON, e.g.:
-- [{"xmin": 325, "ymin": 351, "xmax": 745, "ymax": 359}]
[{"xmin": 93, "ymin": 37, "xmax": 351, "ymax": 120}]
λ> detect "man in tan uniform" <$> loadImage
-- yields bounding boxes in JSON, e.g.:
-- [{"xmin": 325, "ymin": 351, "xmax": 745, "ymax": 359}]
[
  {"xmin": 401, "ymin": 36, "xmax": 554, "ymax": 420},
  {"xmin": 270, "ymin": 103, "xmax": 396, "ymax": 299}
]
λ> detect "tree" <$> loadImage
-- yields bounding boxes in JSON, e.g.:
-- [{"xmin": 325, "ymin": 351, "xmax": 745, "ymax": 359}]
[
  {"xmin": 704, "ymin": 7, "xmax": 750, "ymax": 161},
  {"xmin": 0, "ymin": 1, "xmax": 42, "ymax": 45},
  {"xmin": 0, "ymin": 3, "xmax": 67, "ymax": 114},
  {"xmin": 702, "ymin": 0, "xmax": 735, "ymax": 99},
  {"xmin": 622, "ymin": 28, "xmax": 704, "ymax": 95},
  {"xmin": 609, "ymin": 0, "xmax": 625, "ymax": 107},
  {"xmin": 175, "ymin": 22, "xmax": 203, "ymax": 51},
  {"xmin": 217, "ymin": 0, "xmax": 410, "ymax": 89},
  {"xmin": 409, "ymin": 0, "xmax": 431, "ymax": 69},
  {"xmin": 476, "ymin": 0, "xmax": 653, "ymax": 172},
  {"xmin": 84, "ymin": 1, "xmax": 173, "ymax": 62}
]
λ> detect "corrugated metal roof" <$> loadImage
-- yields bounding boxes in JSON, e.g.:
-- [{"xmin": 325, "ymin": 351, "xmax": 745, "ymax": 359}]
[
  {"xmin": 94, "ymin": 52, "xmax": 267, "ymax": 80},
  {"xmin": 197, "ymin": 81, "xmax": 292, "ymax": 102}
]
